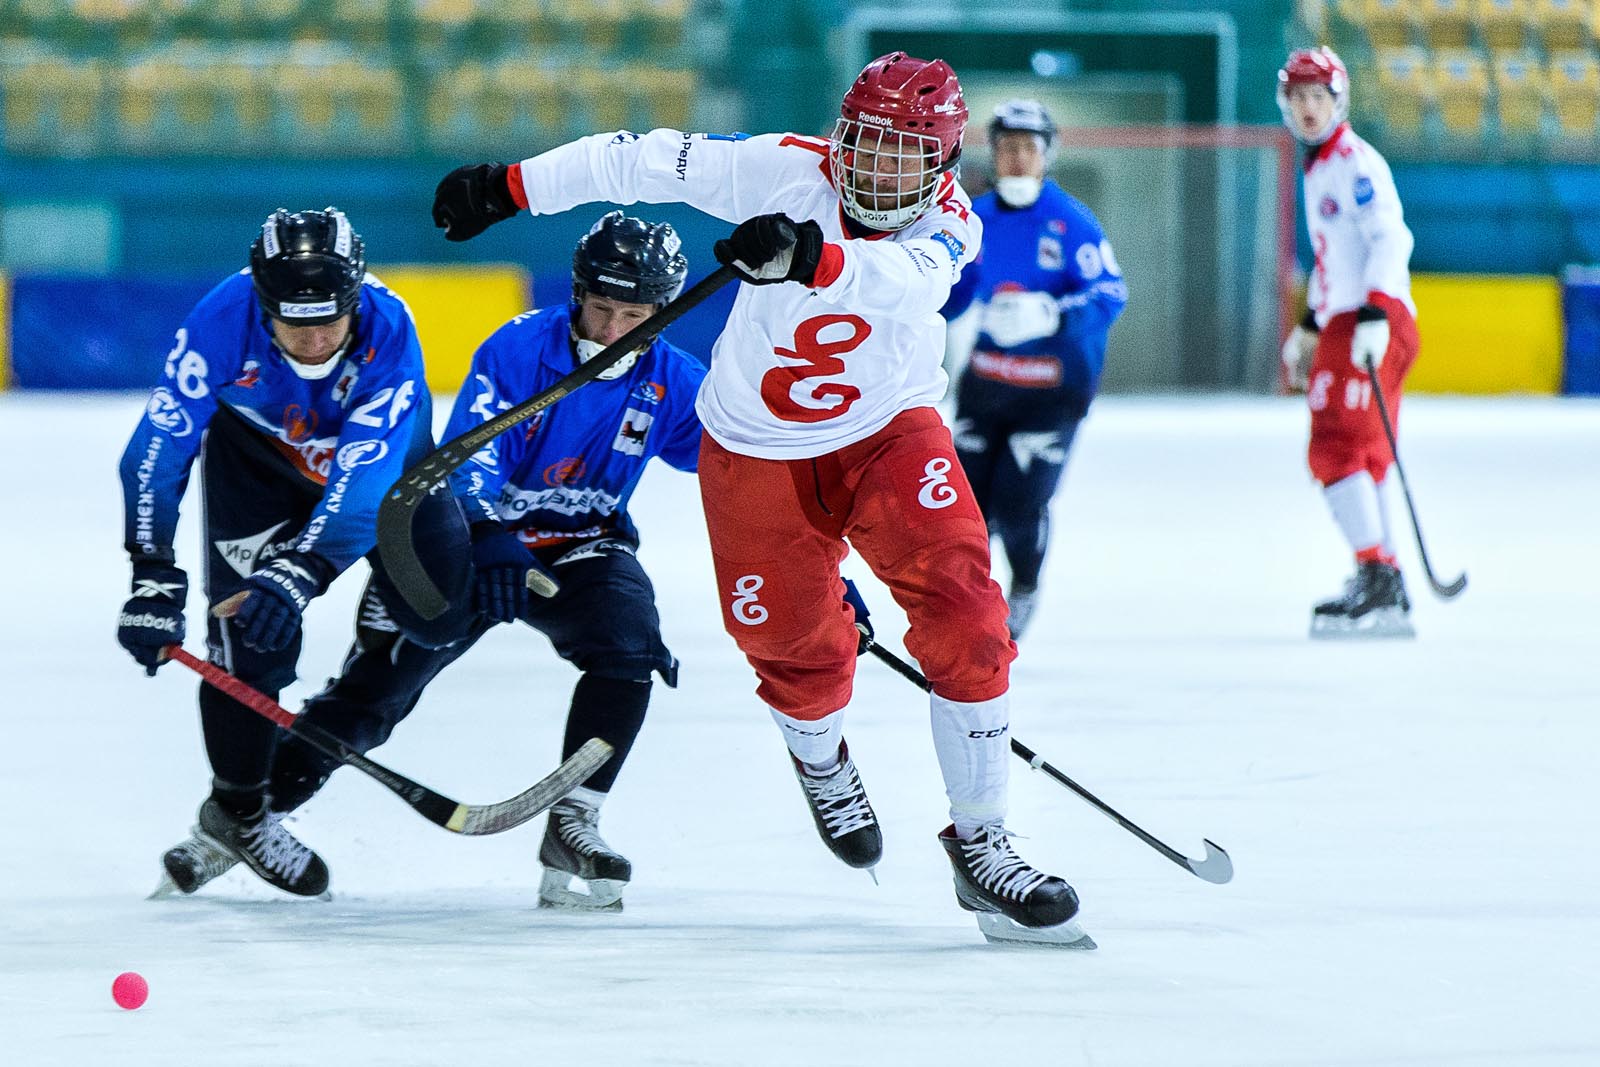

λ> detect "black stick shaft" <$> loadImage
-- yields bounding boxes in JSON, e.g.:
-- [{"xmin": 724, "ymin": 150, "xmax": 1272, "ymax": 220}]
[
  {"xmin": 1364, "ymin": 355, "xmax": 1467, "ymax": 600},
  {"xmin": 378, "ymin": 265, "xmax": 739, "ymax": 618},
  {"xmin": 857, "ymin": 633, "xmax": 1232, "ymax": 884}
]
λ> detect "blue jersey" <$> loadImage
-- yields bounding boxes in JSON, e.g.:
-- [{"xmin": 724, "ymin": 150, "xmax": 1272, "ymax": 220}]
[
  {"xmin": 444, "ymin": 306, "xmax": 707, "ymax": 550},
  {"xmin": 943, "ymin": 180, "xmax": 1127, "ymax": 400},
  {"xmin": 118, "ymin": 270, "xmax": 432, "ymax": 572}
]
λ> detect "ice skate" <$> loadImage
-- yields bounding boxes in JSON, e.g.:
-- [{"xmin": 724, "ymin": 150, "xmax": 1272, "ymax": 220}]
[
  {"xmin": 1005, "ymin": 584, "xmax": 1039, "ymax": 641},
  {"xmin": 149, "ymin": 827, "xmax": 239, "ymax": 898},
  {"xmin": 538, "ymin": 800, "xmax": 630, "ymax": 911},
  {"xmin": 939, "ymin": 824, "xmax": 1094, "ymax": 949},
  {"xmin": 195, "ymin": 798, "xmax": 331, "ymax": 898},
  {"xmin": 1310, "ymin": 560, "xmax": 1414, "ymax": 639},
  {"xmin": 790, "ymin": 740, "xmax": 883, "ymax": 871}
]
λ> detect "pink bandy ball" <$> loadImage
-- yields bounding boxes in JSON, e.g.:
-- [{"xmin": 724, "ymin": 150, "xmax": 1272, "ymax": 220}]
[{"xmin": 112, "ymin": 971, "xmax": 148, "ymax": 1010}]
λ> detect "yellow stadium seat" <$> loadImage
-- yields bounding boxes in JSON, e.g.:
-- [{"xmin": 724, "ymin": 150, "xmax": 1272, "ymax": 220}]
[
  {"xmin": 1533, "ymin": 0, "xmax": 1595, "ymax": 50},
  {"xmin": 1349, "ymin": 0, "xmax": 1418, "ymax": 48},
  {"xmin": 0, "ymin": 49, "xmax": 105, "ymax": 154},
  {"xmin": 1546, "ymin": 48, "xmax": 1600, "ymax": 134},
  {"xmin": 1477, "ymin": 0, "xmax": 1534, "ymax": 49},
  {"xmin": 1432, "ymin": 49, "xmax": 1491, "ymax": 135},
  {"xmin": 1373, "ymin": 46, "xmax": 1434, "ymax": 134},
  {"xmin": 1417, "ymin": 0, "xmax": 1476, "ymax": 47},
  {"xmin": 1490, "ymin": 50, "xmax": 1547, "ymax": 132}
]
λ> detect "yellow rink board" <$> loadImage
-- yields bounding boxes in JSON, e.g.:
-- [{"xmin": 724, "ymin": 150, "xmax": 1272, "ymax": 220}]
[
  {"xmin": 373, "ymin": 264, "xmax": 531, "ymax": 399},
  {"xmin": 1409, "ymin": 274, "xmax": 1562, "ymax": 395}
]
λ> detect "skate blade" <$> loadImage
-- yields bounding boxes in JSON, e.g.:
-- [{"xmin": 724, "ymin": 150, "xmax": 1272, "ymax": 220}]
[
  {"xmin": 537, "ymin": 869, "xmax": 624, "ymax": 912},
  {"xmin": 1310, "ymin": 608, "xmax": 1415, "ymax": 640},
  {"xmin": 975, "ymin": 911, "xmax": 1096, "ymax": 950},
  {"xmin": 147, "ymin": 871, "xmax": 184, "ymax": 900}
]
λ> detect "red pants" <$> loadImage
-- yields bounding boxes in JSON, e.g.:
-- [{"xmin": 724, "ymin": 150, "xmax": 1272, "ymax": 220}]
[
  {"xmin": 697, "ymin": 407, "xmax": 1015, "ymax": 719},
  {"xmin": 1306, "ymin": 293, "xmax": 1419, "ymax": 486}
]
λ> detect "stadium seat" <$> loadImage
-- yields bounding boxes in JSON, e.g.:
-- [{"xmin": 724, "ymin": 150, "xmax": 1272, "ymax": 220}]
[
  {"xmin": 1373, "ymin": 47, "xmax": 1434, "ymax": 135},
  {"xmin": 1345, "ymin": 0, "xmax": 1418, "ymax": 48},
  {"xmin": 1546, "ymin": 48, "xmax": 1600, "ymax": 134},
  {"xmin": 0, "ymin": 47, "xmax": 105, "ymax": 154},
  {"xmin": 1477, "ymin": 0, "xmax": 1534, "ymax": 49},
  {"xmin": 1490, "ymin": 50, "xmax": 1548, "ymax": 133},
  {"xmin": 1432, "ymin": 49, "xmax": 1492, "ymax": 136},
  {"xmin": 1418, "ymin": 0, "xmax": 1476, "ymax": 47},
  {"xmin": 1533, "ymin": 0, "xmax": 1595, "ymax": 50}
]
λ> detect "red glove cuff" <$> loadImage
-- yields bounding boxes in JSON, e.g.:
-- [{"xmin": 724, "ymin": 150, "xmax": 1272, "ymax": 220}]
[
  {"xmin": 812, "ymin": 242, "xmax": 845, "ymax": 288},
  {"xmin": 506, "ymin": 162, "xmax": 528, "ymax": 211}
]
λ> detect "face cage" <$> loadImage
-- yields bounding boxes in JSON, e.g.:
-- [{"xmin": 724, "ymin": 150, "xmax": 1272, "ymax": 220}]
[
  {"xmin": 1276, "ymin": 80, "xmax": 1348, "ymax": 146},
  {"xmin": 830, "ymin": 117, "xmax": 947, "ymax": 231}
]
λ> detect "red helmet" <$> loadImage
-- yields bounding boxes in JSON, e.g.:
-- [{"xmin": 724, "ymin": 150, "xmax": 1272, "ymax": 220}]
[
  {"xmin": 1277, "ymin": 47, "xmax": 1349, "ymax": 145},
  {"xmin": 831, "ymin": 52, "xmax": 968, "ymax": 230}
]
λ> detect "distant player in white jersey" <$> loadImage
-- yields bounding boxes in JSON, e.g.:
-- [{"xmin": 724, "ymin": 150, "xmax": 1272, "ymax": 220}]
[
  {"xmin": 1278, "ymin": 47, "xmax": 1419, "ymax": 638},
  {"xmin": 430, "ymin": 52, "xmax": 1087, "ymax": 945}
]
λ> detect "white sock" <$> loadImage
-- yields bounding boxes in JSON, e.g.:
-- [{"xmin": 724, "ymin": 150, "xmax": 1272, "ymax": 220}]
[
  {"xmin": 770, "ymin": 707, "xmax": 845, "ymax": 770},
  {"xmin": 1323, "ymin": 471, "xmax": 1385, "ymax": 555},
  {"xmin": 1374, "ymin": 467, "xmax": 1397, "ymax": 558},
  {"xmin": 567, "ymin": 786, "xmax": 606, "ymax": 811},
  {"xmin": 929, "ymin": 692, "xmax": 1009, "ymax": 838}
]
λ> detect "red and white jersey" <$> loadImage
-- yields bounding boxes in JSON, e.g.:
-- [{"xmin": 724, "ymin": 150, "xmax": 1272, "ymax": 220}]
[
  {"xmin": 1302, "ymin": 123, "xmax": 1415, "ymax": 327},
  {"xmin": 514, "ymin": 129, "xmax": 981, "ymax": 459}
]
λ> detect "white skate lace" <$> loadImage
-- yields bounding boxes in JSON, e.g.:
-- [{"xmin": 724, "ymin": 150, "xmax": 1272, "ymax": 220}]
[
  {"xmin": 961, "ymin": 827, "xmax": 1049, "ymax": 902},
  {"xmin": 554, "ymin": 805, "xmax": 618, "ymax": 859},
  {"xmin": 239, "ymin": 812, "xmax": 315, "ymax": 882},
  {"xmin": 801, "ymin": 761, "xmax": 876, "ymax": 839}
]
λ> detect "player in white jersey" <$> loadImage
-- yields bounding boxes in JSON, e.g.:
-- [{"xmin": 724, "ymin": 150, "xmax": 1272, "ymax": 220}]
[
  {"xmin": 1278, "ymin": 47, "xmax": 1419, "ymax": 638},
  {"xmin": 430, "ymin": 52, "xmax": 1087, "ymax": 945}
]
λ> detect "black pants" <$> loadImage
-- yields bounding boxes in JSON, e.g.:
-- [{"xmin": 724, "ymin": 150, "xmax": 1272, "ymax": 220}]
[
  {"xmin": 197, "ymin": 404, "xmax": 469, "ymax": 810},
  {"xmin": 268, "ymin": 538, "xmax": 676, "ymax": 812},
  {"xmin": 953, "ymin": 375, "xmax": 1087, "ymax": 592}
]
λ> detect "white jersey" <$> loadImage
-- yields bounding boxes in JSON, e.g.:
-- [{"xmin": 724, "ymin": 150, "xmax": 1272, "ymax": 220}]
[
  {"xmin": 514, "ymin": 129, "xmax": 982, "ymax": 459},
  {"xmin": 1301, "ymin": 123, "xmax": 1415, "ymax": 327}
]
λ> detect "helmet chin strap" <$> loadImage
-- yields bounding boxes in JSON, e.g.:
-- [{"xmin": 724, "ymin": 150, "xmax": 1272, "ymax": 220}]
[
  {"xmin": 994, "ymin": 175, "xmax": 1044, "ymax": 208},
  {"xmin": 571, "ymin": 328, "xmax": 640, "ymax": 381},
  {"xmin": 275, "ymin": 330, "xmax": 352, "ymax": 380}
]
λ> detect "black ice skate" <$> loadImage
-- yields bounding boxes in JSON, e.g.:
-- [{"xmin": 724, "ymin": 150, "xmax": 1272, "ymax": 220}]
[
  {"xmin": 538, "ymin": 800, "xmax": 631, "ymax": 911},
  {"xmin": 1006, "ymin": 584, "xmax": 1039, "ymax": 641},
  {"xmin": 790, "ymin": 741, "xmax": 883, "ymax": 871},
  {"xmin": 1311, "ymin": 560, "xmax": 1415, "ymax": 639},
  {"xmin": 195, "ymin": 798, "xmax": 330, "ymax": 898},
  {"xmin": 149, "ymin": 828, "xmax": 239, "ymax": 898},
  {"xmin": 939, "ymin": 824, "xmax": 1094, "ymax": 949}
]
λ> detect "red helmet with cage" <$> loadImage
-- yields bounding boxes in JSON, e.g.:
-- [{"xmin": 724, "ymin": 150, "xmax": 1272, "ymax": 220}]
[
  {"xmin": 831, "ymin": 52, "xmax": 968, "ymax": 230},
  {"xmin": 1277, "ymin": 47, "xmax": 1350, "ymax": 145}
]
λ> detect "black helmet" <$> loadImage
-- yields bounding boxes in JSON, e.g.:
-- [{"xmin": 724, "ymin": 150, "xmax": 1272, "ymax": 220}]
[
  {"xmin": 249, "ymin": 207, "xmax": 366, "ymax": 326},
  {"xmin": 571, "ymin": 210, "xmax": 688, "ymax": 309},
  {"xmin": 988, "ymin": 98, "xmax": 1056, "ymax": 149}
]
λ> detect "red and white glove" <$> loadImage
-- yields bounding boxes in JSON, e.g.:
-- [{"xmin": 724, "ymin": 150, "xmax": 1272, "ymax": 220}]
[{"xmin": 1280, "ymin": 323, "xmax": 1318, "ymax": 390}]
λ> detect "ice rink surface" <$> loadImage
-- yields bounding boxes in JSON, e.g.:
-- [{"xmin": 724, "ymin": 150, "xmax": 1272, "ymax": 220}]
[{"xmin": 1, "ymin": 392, "xmax": 1596, "ymax": 1066}]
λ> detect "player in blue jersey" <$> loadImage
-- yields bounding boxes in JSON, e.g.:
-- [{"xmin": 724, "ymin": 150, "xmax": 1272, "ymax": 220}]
[
  {"xmin": 942, "ymin": 100, "xmax": 1127, "ymax": 639},
  {"xmin": 118, "ymin": 207, "xmax": 472, "ymax": 898},
  {"xmin": 260, "ymin": 211, "xmax": 707, "ymax": 910}
]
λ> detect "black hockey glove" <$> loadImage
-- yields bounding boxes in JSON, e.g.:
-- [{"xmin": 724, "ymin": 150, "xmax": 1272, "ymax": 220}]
[
  {"xmin": 117, "ymin": 562, "xmax": 188, "ymax": 676},
  {"xmin": 231, "ymin": 552, "xmax": 335, "ymax": 653},
  {"xmin": 472, "ymin": 523, "xmax": 558, "ymax": 624},
  {"xmin": 432, "ymin": 162, "xmax": 521, "ymax": 242},
  {"xmin": 842, "ymin": 578, "xmax": 874, "ymax": 656},
  {"xmin": 715, "ymin": 213, "xmax": 826, "ymax": 286}
]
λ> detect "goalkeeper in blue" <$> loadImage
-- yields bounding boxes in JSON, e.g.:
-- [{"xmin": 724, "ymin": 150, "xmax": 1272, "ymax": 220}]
[{"xmin": 942, "ymin": 100, "xmax": 1127, "ymax": 639}]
